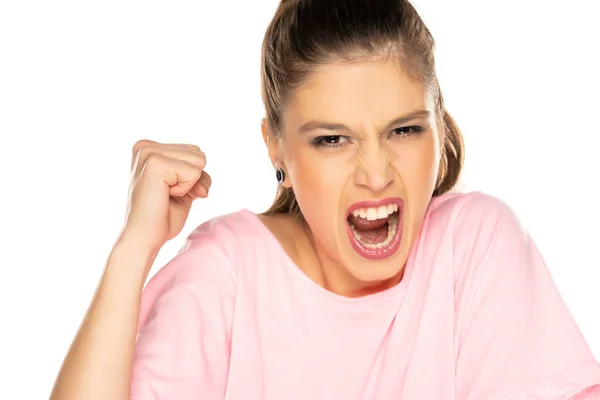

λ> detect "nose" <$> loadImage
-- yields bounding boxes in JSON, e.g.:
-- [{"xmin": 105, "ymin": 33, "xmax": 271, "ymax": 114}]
[{"xmin": 353, "ymin": 142, "xmax": 394, "ymax": 193}]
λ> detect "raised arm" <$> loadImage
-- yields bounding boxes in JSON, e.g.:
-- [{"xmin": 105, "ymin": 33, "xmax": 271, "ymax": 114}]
[{"xmin": 50, "ymin": 140, "xmax": 211, "ymax": 400}]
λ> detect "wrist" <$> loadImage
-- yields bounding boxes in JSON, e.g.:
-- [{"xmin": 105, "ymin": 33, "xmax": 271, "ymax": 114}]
[
  {"xmin": 108, "ymin": 235, "xmax": 160, "ymax": 280},
  {"xmin": 115, "ymin": 228, "xmax": 162, "ymax": 257}
]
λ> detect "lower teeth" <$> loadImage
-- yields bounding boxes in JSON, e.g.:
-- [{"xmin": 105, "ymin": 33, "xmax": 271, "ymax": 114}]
[{"xmin": 350, "ymin": 213, "xmax": 399, "ymax": 249}]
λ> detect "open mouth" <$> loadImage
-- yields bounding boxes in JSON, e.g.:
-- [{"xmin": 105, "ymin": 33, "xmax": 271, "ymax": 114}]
[{"xmin": 346, "ymin": 200, "xmax": 403, "ymax": 259}]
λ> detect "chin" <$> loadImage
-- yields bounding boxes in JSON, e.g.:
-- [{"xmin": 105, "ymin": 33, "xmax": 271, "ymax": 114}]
[{"xmin": 345, "ymin": 250, "xmax": 408, "ymax": 283}]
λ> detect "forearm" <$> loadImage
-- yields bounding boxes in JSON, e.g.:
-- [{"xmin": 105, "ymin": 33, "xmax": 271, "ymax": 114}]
[{"xmin": 50, "ymin": 240, "xmax": 157, "ymax": 400}]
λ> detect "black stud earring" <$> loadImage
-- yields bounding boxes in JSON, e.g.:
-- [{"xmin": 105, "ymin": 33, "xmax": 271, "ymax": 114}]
[{"xmin": 275, "ymin": 167, "xmax": 285, "ymax": 185}]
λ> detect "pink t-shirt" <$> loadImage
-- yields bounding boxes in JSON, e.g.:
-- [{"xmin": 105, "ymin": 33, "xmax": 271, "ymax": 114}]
[{"xmin": 130, "ymin": 192, "xmax": 600, "ymax": 399}]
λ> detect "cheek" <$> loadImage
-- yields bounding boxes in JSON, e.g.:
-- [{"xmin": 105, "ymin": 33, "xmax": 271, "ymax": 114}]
[
  {"xmin": 393, "ymin": 134, "xmax": 439, "ymax": 195},
  {"xmin": 289, "ymin": 150, "xmax": 347, "ymax": 212},
  {"xmin": 286, "ymin": 149, "xmax": 352, "ymax": 245},
  {"xmin": 392, "ymin": 134, "xmax": 440, "ymax": 236}
]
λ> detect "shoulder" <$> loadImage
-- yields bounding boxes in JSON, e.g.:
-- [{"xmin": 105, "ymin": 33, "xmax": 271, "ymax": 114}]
[
  {"xmin": 428, "ymin": 190, "xmax": 517, "ymax": 221},
  {"xmin": 443, "ymin": 198, "xmax": 600, "ymax": 399},
  {"xmin": 161, "ymin": 209, "xmax": 267, "ymax": 280},
  {"xmin": 187, "ymin": 209, "xmax": 263, "ymax": 245},
  {"xmin": 426, "ymin": 190, "xmax": 525, "ymax": 241},
  {"xmin": 139, "ymin": 210, "xmax": 267, "ymax": 314},
  {"xmin": 132, "ymin": 212, "xmax": 253, "ymax": 397},
  {"xmin": 185, "ymin": 209, "xmax": 263, "ymax": 257},
  {"xmin": 418, "ymin": 191, "xmax": 530, "ymax": 283}
]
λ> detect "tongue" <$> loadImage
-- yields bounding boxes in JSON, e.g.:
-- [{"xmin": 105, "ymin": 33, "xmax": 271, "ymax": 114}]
[
  {"xmin": 348, "ymin": 214, "xmax": 389, "ymax": 244},
  {"xmin": 355, "ymin": 225, "xmax": 388, "ymax": 244},
  {"xmin": 348, "ymin": 214, "xmax": 388, "ymax": 230}
]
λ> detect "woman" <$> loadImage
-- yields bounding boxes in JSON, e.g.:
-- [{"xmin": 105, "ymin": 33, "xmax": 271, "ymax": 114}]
[{"xmin": 50, "ymin": 0, "xmax": 600, "ymax": 398}]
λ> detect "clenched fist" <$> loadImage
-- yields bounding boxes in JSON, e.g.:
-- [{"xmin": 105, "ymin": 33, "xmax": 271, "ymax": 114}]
[{"xmin": 119, "ymin": 139, "xmax": 211, "ymax": 252}]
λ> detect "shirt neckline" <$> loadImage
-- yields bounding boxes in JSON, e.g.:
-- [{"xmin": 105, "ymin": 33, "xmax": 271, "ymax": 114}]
[{"xmin": 237, "ymin": 209, "xmax": 417, "ymax": 308}]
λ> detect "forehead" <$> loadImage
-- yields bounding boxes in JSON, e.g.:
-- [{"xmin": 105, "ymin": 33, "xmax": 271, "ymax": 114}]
[{"xmin": 284, "ymin": 60, "xmax": 431, "ymax": 128}]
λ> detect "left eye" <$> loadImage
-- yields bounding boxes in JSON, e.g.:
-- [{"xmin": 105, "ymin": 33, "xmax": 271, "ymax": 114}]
[
  {"xmin": 321, "ymin": 136, "xmax": 343, "ymax": 145},
  {"xmin": 390, "ymin": 126, "xmax": 424, "ymax": 137}
]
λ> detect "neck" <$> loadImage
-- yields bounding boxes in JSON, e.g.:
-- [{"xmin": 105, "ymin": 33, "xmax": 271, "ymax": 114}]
[{"xmin": 299, "ymin": 221, "xmax": 403, "ymax": 298}]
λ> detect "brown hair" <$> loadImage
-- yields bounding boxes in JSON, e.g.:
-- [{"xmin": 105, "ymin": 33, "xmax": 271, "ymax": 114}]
[{"xmin": 261, "ymin": 0, "xmax": 464, "ymax": 220}]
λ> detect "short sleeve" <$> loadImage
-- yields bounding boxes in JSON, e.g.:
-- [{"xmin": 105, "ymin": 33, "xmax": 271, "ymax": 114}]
[
  {"xmin": 453, "ymin": 194, "xmax": 600, "ymax": 400},
  {"xmin": 129, "ymin": 231, "xmax": 236, "ymax": 400}
]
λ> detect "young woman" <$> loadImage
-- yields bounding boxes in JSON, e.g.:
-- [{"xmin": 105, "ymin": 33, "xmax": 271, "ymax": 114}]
[{"xmin": 50, "ymin": 0, "xmax": 600, "ymax": 398}]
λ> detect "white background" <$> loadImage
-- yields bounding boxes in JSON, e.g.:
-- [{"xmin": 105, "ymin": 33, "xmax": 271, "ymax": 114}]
[{"xmin": 1, "ymin": 0, "xmax": 599, "ymax": 398}]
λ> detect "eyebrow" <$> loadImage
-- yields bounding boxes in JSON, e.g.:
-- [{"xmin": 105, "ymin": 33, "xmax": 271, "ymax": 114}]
[{"xmin": 297, "ymin": 109, "xmax": 431, "ymax": 134}]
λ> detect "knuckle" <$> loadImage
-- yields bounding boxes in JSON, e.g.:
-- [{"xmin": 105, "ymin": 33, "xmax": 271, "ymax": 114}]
[
  {"xmin": 138, "ymin": 145, "xmax": 153, "ymax": 160},
  {"xmin": 196, "ymin": 154, "xmax": 207, "ymax": 169},
  {"xmin": 137, "ymin": 145, "xmax": 163, "ymax": 170},
  {"xmin": 143, "ymin": 152, "xmax": 164, "ymax": 171},
  {"xmin": 132, "ymin": 139, "xmax": 151, "ymax": 155},
  {"xmin": 182, "ymin": 166, "xmax": 202, "ymax": 183}
]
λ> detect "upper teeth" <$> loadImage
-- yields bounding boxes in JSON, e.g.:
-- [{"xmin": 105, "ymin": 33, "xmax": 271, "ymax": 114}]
[{"xmin": 351, "ymin": 203, "xmax": 399, "ymax": 220}]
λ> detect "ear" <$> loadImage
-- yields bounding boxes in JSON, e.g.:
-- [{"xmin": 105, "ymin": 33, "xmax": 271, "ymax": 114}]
[
  {"xmin": 261, "ymin": 118, "xmax": 292, "ymax": 188},
  {"xmin": 261, "ymin": 118, "xmax": 279, "ymax": 166}
]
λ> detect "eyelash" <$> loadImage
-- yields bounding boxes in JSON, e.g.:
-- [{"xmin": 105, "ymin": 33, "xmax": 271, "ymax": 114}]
[{"xmin": 311, "ymin": 126, "xmax": 425, "ymax": 148}]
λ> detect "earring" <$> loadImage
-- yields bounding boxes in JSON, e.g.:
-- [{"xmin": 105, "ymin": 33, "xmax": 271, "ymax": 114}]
[{"xmin": 275, "ymin": 167, "xmax": 286, "ymax": 185}]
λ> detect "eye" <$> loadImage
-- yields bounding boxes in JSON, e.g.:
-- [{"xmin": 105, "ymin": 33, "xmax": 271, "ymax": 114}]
[
  {"xmin": 311, "ymin": 135, "xmax": 349, "ymax": 148},
  {"xmin": 390, "ymin": 125, "xmax": 425, "ymax": 138}
]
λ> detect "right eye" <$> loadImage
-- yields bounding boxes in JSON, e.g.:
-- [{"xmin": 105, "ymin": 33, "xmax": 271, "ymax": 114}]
[{"xmin": 312, "ymin": 135, "xmax": 349, "ymax": 148}]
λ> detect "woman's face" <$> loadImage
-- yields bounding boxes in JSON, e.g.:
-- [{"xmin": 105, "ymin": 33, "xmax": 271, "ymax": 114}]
[{"xmin": 264, "ymin": 59, "xmax": 443, "ymax": 293}]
